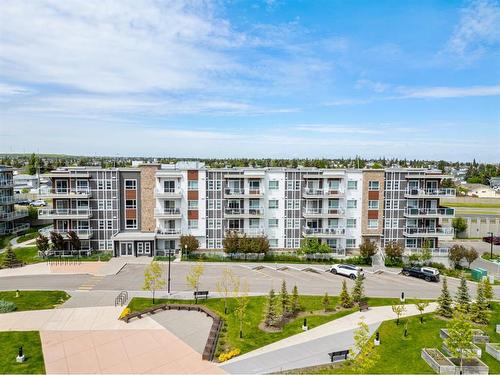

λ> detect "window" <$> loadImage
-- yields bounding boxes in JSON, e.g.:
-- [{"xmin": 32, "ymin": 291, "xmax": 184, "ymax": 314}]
[
  {"xmin": 125, "ymin": 179, "xmax": 137, "ymax": 190},
  {"xmin": 385, "ymin": 200, "xmax": 391, "ymax": 209},
  {"xmin": 347, "ymin": 180, "xmax": 357, "ymax": 190},
  {"xmin": 269, "ymin": 200, "xmax": 279, "ymax": 209},
  {"xmin": 144, "ymin": 242, "xmax": 151, "ymax": 254},
  {"xmin": 347, "ymin": 200, "xmax": 357, "ymax": 209},
  {"xmin": 393, "ymin": 200, "xmax": 399, "ymax": 209},
  {"xmin": 125, "ymin": 200, "xmax": 136, "ymax": 208},
  {"xmin": 137, "ymin": 242, "xmax": 144, "ymax": 255},
  {"xmin": 188, "ymin": 200, "xmax": 198, "ymax": 209},
  {"xmin": 188, "ymin": 220, "xmax": 198, "ymax": 229},
  {"xmin": 368, "ymin": 200, "xmax": 379, "ymax": 209},
  {"xmin": 268, "ymin": 219, "xmax": 278, "ymax": 228},
  {"xmin": 107, "ymin": 221, "xmax": 113, "ymax": 230},
  {"xmin": 269, "ymin": 180, "xmax": 279, "ymax": 190},
  {"xmin": 98, "ymin": 201, "xmax": 104, "ymax": 210},
  {"xmin": 346, "ymin": 239, "xmax": 356, "ymax": 248},
  {"xmin": 269, "ymin": 239, "xmax": 278, "ymax": 248},
  {"xmin": 207, "ymin": 200, "xmax": 221, "ymax": 210},
  {"xmin": 368, "ymin": 219, "xmax": 378, "ymax": 229},
  {"xmin": 394, "ymin": 181, "xmax": 399, "ymax": 190},
  {"xmin": 106, "ymin": 181, "xmax": 112, "ymax": 190},
  {"xmin": 368, "ymin": 181, "xmax": 380, "ymax": 191},
  {"xmin": 126, "ymin": 219, "xmax": 137, "ymax": 229},
  {"xmin": 208, "ymin": 181, "xmax": 214, "ymax": 190},
  {"xmin": 249, "ymin": 218, "xmax": 260, "ymax": 228},
  {"xmin": 97, "ymin": 181, "xmax": 104, "ymax": 190},
  {"xmin": 347, "ymin": 219, "xmax": 357, "ymax": 228},
  {"xmin": 106, "ymin": 200, "xmax": 113, "ymax": 210},
  {"xmin": 98, "ymin": 221, "xmax": 105, "ymax": 230},
  {"xmin": 188, "ymin": 180, "xmax": 198, "ymax": 190},
  {"xmin": 385, "ymin": 219, "xmax": 392, "ymax": 228}
]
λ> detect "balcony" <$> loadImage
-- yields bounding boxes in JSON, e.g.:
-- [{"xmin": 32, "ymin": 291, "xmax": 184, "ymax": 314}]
[
  {"xmin": 403, "ymin": 227, "xmax": 454, "ymax": 239},
  {"xmin": 52, "ymin": 228, "xmax": 94, "ymax": 239},
  {"xmin": 156, "ymin": 228, "xmax": 182, "ymax": 238},
  {"xmin": 155, "ymin": 188, "xmax": 182, "ymax": 199},
  {"xmin": 302, "ymin": 207, "xmax": 345, "ymax": 218},
  {"xmin": 0, "ymin": 196, "xmax": 15, "ymax": 205},
  {"xmin": 224, "ymin": 208, "xmax": 264, "ymax": 218},
  {"xmin": 404, "ymin": 188, "xmax": 456, "ymax": 198},
  {"xmin": 38, "ymin": 188, "xmax": 92, "ymax": 199},
  {"xmin": 302, "ymin": 188, "xmax": 344, "ymax": 198},
  {"xmin": 0, "ymin": 223, "xmax": 30, "ymax": 235},
  {"xmin": 0, "ymin": 209, "xmax": 29, "ymax": 221},
  {"xmin": 404, "ymin": 247, "xmax": 450, "ymax": 257},
  {"xmin": 38, "ymin": 208, "xmax": 92, "ymax": 220},
  {"xmin": 302, "ymin": 227, "xmax": 346, "ymax": 237},
  {"xmin": 224, "ymin": 188, "xmax": 264, "ymax": 198},
  {"xmin": 154, "ymin": 208, "xmax": 182, "ymax": 218},
  {"xmin": 0, "ymin": 179, "xmax": 14, "ymax": 188},
  {"xmin": 226, "ymin": 227, "xmax": 266, "ymax": 237},
  {"xmin": 404, "ymin": 207, "xmax": 455, "ymax": 218}
]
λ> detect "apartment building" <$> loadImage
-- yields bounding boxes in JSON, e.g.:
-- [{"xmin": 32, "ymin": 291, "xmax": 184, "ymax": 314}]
[
  {"xmin": 38, "ymin": 163, "xmax": 455, "ymax": 258},
  {"xmin": 0, "ymin": 166, "xmax": 29, "ymax": 235}
]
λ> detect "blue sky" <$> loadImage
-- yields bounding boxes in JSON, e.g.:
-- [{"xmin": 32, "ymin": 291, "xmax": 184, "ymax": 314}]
[{"xmin": 0, "ymin": 0, "xmax": 499, "ymax": 161}]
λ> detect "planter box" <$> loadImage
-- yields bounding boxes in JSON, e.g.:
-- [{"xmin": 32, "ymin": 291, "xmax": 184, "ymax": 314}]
[
  {"xmin": 485, "ymin": 343, "xmax": 500, "ymax": 361},
  {"xmin": 440, "ymin": 329, "xmax": 489, "ymax": 344},
  {"xmin": 421, "ymin": 348, "xmax": 455, "ymax": 374},
  {"xmin": 449, "ymin": 357, "xmax": 489, "ymax": 375},
  {"xmin": 442, "ymin": 342, "xmax": 481, "ymax": 358}
]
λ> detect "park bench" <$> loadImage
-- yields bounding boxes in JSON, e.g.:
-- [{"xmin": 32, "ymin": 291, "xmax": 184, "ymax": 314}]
[
  {"xmin": 359, "ymin": 300, "xmax": 369, "ymax": 312},
  {"xmin": 329, "ymin": 349, "xmax": 349, "ymax": 363},
  {"xmin": 194, "ymin": 290, "xmax": 209, "ymax": 302}
]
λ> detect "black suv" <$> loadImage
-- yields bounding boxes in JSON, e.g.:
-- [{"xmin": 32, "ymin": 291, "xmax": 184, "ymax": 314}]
[{"xmin": 402, "ymin": 266, "xmax": 440, "ymax": 282}]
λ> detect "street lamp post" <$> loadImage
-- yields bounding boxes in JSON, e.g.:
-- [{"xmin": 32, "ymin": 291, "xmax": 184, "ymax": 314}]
[
  {"xmin": 184, "ymin": 244, "xmax": 187, "ymax": 261},
  {"xmin": 167, "ymin": 248, "xmax": 171, "ymax": 294},
  {"xmin": 488, "ymin": 232, "xmax": 494, "ymax": 260}
]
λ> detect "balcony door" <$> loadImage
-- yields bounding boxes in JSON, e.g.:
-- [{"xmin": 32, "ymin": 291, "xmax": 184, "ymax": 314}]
[
  {"xmin": 55, "ymin": 180, "xmax": 68, "ymax": 193},
  {"xmin": 120, "ymin": 242, "xmax": 133, "ymax": 256},
  {"xmin": 163, "ymin": 180, "xmax": 175, "ymax": 193}
]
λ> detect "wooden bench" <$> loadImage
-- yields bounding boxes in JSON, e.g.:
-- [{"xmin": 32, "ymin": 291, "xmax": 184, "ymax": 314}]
[
  {"xmin": 359, "ymin": 300, "xmax": 369, "ymax": 312},
  {"xmin": 329, "ymin": 349, "xmax": 349, "ymax": 363},
  {"xmin": 194, "ymin": 290, "xmax": 209, "ymax": 302}
]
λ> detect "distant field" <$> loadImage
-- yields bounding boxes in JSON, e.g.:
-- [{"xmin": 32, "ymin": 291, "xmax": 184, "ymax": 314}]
[{"xmin": 442, "ymin": 202, "xmax": 500, "ymax": 208}]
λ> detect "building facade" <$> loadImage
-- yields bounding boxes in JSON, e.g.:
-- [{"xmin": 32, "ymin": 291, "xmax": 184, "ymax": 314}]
[
  {"xmin": 38, "ymin": 163, "xmax": 456, "ymax": 257},
  {"xmin": 0, "ymin": 166, "xmax": 30, "ymax": 235}
]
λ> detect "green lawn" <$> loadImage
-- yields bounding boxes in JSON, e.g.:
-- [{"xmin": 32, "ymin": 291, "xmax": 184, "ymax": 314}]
[
  {"xmin": 442, "ymin": 202, "xmax": 500, "ymax": 208},
  {"xmin": 0, "ymin": 290, "xmax": 70, "ymax": 311},
  {"xmin": 298, "ymin": 302, "xmax": 500, "ymax": 374},
  {"xmin": 0, "ymin": 331, "xmax": 45, "ymax": 374},
  {"xmin": 128, "ymin": 295, "xmax": 430, "ymax": 357},
  {"xmin": 0, "ymin": 246, "xmax": 113, "ymax": 265},
  {"xmin": 17, "ymin": 232, "xmax": 39, "ymax": 243}
]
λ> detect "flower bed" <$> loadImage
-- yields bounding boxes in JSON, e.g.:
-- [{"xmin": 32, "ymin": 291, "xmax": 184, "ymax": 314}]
[
  {"xmin": 449, "ymin": 357, "xmax": 489, "ymax": 375},
  {"xmin": 440, "ymin": 328, "xmax": 489, "ymax": 343},
  {"xmin": 421, "ymin": 348, "xmax": 455, "ymax": 374},
  {"xmin": 442, "ymin": 341, "xmax": 482, "ymax": 358},
  {"xmin": 485, "ymin": 343, "xmax": 500, "ymax": 361}
]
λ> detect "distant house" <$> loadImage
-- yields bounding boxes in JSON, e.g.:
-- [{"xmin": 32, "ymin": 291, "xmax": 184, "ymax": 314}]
[
  {"xmin": 13, "ymin": 173, "xmax": 39, "ymax": 193},
  {"xmin": 463, "ymin": 183, "xmax": 499, "ymax": 198},
  {"xmin": 490, "ymin": 177, "xmax": 500, "ymax": 189}
]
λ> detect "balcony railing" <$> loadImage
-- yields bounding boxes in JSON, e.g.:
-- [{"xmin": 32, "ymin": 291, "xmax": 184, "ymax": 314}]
[
  {"xmin": 224, "ymin": 188, "xmax": 263, "ymax": 196},
  {"xmin": 404, "ymin": 247, "xmax": 450, "ymax": 256},
  {"xmin": 155, "ymin": 189, "xmax": 182, "ymax": 197},
  {"xmin": 403, "ymin": 227, "xmax": 454, "ymax": 236},
  {"xmin": 154, "ymin": 208, "xmax": 181, "ymax": 217},
  {"xmin": 0, "ymin": 222, "xmax": 30, "ymax": 235},
  {"xmin": 0, "ymin": 196, "xmax": 15, "ymax": 205},
  {"xmin": 156, "ymin": 228, "xmax": 182, "ymax": 236},
  {"xmin": 404, "ymin": 188, "xmax": 456, "ymax": 198},
  {"xmin": 51, "ymin": 228, "xmax": 94, "ymax": 239},
  {"xmin": 404, "ymin": 207, "xmax": 455, "ymax": 217},
  {"xmin": 226, "ymin": 227, "xmax": 266, "ymax": 236},
  {"xmin": 38, "ymin": 188, "xmax": 91, "ymax": 197},
  {"xmin": 302, "ymin": 227, "xmax": 346, "ymax": 236},
  {"xmin": 303, "ymin": 188, "xmax": 344, "ymax": 197},
  {"xmin": 224, "ymin": 208, "xmax": 264, "ymax": 216},
  {"xmin": 303, "ymin": 207, "xmax": 345, "ymax": 216},
  {"xmin": 0, "ymin": 209, "xmax": 29, "ymax": 221},
  {"xmin": 0, "ymin": 179, "xmax": 14, "ymax": 188},
  {"xmin": 38, "ymin": 208, "xmax": 92, "ymax": 218}
]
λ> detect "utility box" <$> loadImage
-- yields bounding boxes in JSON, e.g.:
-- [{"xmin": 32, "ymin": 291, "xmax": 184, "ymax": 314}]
[
  {"xmin": 470, "ymin": 268, "xmax": 482, "ymax": 281},
  {"xmin": 477, "ymin": 268, "xmax": 488, "ymax": 279}
]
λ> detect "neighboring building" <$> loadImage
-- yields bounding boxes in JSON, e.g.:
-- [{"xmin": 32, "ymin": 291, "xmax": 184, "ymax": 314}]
[
  {"xmin": 382, "ymin": 169, "xmax": 455, "ymax": 257},
  {"xmin": 490, "ymin": 177, "xmax": 500, "ymax": 190},
  {"xmin": 0, "ymin": 166, "xmax": 30, "ymax": 235},
  {"xmin": 463, "ymin": 183, "xmax": 499, "ymax": 198},
  {"xmin": 38, "ymin": 163, "xmax": 456, "ymax": 258},
  {"xmin": 13, "ymin": 173, "xmax": 40, "ymax": 193}
]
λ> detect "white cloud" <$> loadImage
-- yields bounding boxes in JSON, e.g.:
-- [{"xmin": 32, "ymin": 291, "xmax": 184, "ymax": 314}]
[
  {"xmin": 0, "ymin": 83, "xmax": 33, "ymax": 97},
  {"xmin": 446, "ymin": 0, "xmax": 500, "ymax": 61},
  {"xmin": 399, "ymin": 85, "xmax": 500, "ymax": 98},
  {"xmin": 294, "ymin": 124, "xmax": 383, "ymax": 134}
]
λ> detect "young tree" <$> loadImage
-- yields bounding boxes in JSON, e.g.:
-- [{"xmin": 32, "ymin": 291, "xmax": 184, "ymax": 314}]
[
  {"xmin": 265, "ymin": 288, "xmax": 278, "ymax": 327},
  {"xmin": 359, "ymin": 240, "xmax": 377, "ymax": 260},
  {"xmin": 290, "ymin": 285, "xmax": 300, "ymax": 314},
  {"xmin": 437, "ymin": 277, "xmax": 453, "ymax": 318},
  {"xmin": 391, "ymin": 304, "xmax": 406, "ymax": 325},
  {"xmin": 470, "ymin": 282, "xmax": 490, "ymax": 325},
  {"xmin": 483, "ymin": 277, "xmax": 493, "ymax": 303},
  {"xmin": 448, "ymin": 245, "xmax": 466, "ymax": 269},
  {"xmin": 255, "ymin": 236, "xmax": 270, "ymax": 254},
  {"xmin": 222, "ymin": 231, "xmax": 240, "ymax": 254},
  {"xmin": 455, "ymin": 276, "xmax": 470, "ymax": 311},
  {"xmin": 142, "ymin": 261, "xmax": 165, "ymax": 304},
  {"xmin": 180, "ymin": 235, "xmax": 199, "ymax": 255},
  {"xmin": 67, "ymin": 231, "xmax": 81, "ymax": 255},
  {"xmin": 420, "ymin": 240, "xmax": 432, "ymax": 264},
  {"xmin": 1, "ymin": 245, "xmax": 21, "ymax": 268},
  {"xmin": 35, "ymin": 234, "xmax": 50, "ymax": 258},
  {"xmin": 451, "ymin": 217, "xmax": 468, "ymax": 238},
  {"xmin": 351, "ymin": 270, "xmax": 365, "ymax": 303},
  {"xmin": 384, "ymin": 242, "xmax": 403, "ymax": 260},
  {"xmin": 49, "ymin": 231, "xmax": 65, "ymax": 253},
  {"xmin": 235, "ymin": 279, "xmax": 250, "ymax": 338},
  {"xmin": 351, "ymin": 318, "xmax": 379, "ymax": 373},
  {"xmin": 464, "ymin": 248, "xmax": 478, "ymax": 268},
  {"xmin": 279, "ymin": 280, "xmax": 289, "ymax": 316},
  {"xmin": 322, "ymin": 292, "xmax": 330, "ymax": 312},
  {"xmin": 444, "ymin": 310, "xmax": 476, "ymax": 374},
  {"xmin": 215, "ymin": 268, "xmax": 238, "ymax": 314},
  {"xmin": 340, "ymin": 280, "xmax": 353, "ymax": 308},
  {"xmin": 415, "ymin": 301, "xmax": 430, "ymax": 323},
  {"xmin": 186, "ymin": 263, "xmax": 205, "ymax": 297}
]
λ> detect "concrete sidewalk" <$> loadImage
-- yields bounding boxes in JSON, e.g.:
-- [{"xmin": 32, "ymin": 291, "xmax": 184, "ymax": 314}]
[{"xmin": 221, "ymin": 303, "xmax": 437, "ymax": 374}]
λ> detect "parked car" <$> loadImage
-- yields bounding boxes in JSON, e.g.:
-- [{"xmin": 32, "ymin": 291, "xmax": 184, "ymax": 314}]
[
  {"xmin": 329, "ymin": 264, "xmax": 364, "ymax": 279},
  {"xmin": 16, "ymin": 199, "xmax": 32, "ymax": 206},
  {"xmin": 402, "ymin": 266, "xmax": 440, "ymax": 282},
  {"xmin": 30, "ymin": 199, "xmax": 47, "ymax": 207}
]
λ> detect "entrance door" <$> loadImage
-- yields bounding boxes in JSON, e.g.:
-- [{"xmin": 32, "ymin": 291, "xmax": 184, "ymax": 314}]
[{"xmin": 120, "ymin": 242, "xmax": 133, "ymax": 256}]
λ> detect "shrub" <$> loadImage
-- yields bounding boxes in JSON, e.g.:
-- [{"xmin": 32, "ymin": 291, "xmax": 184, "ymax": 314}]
[
  {"xmin": 218, "ymin": 348, "xmax": 241, "ymax": 362},
  {"xmin": 359, "ymin": 240, "xmax": 377, "ymax": 260},
  {"xmin": 180, "ymin": 235, "xmax": 199, "ymax": 254},
  {"xmin": 119, "ymin": 307, "xmax": 131, "ymax": 320},
  {"xmin": 0, "ymin": 300, "xmax": 17, "ymax": 313},
  {"xmin": 448, "ymin": 245, "xmax": 467, "ymax": 268}
]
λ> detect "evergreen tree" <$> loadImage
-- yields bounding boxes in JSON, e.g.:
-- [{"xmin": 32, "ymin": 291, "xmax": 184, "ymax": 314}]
[
  {"xmin": 1, "ymin": 245, "xmax": 21, "ymax": 268},
  {"xmin": 470, "ymin": 282, "xmax": 490, "ymax": 325},
  {"xmin": 483, "ymin": 278, "xmax": 493, "ymax": 303},
  {"xmin": 291, "ymin": 285, "xmax": 300, "ymax": 314},
  {"xmin": 322, "ymin": 292, "xmax": 330, "ymax": 312},
  {"xmin": 455, "ymin": 276, "xmax": 470, "ymax": 311},
  {"xmin": 340, "ymin": 280, "xmax": 353, "ymax": 308},
  {"xmin": 437, "ymin": 277, "xmax": 453, "ymax": 318},
  {"xmin": 351, "ymin": 270, "xmax": 365, "ymax": 303},
  {"xmin": 265, "ymin": 288, "xmax": 278, "ymax": 326},
  {"xmin": 279, "ymin": 280, "xmax": 289, "ymax": 316}
]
